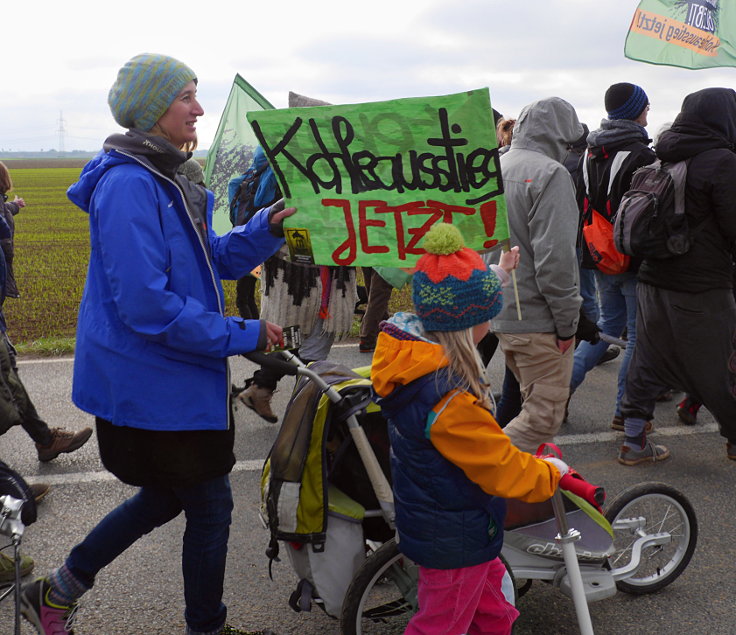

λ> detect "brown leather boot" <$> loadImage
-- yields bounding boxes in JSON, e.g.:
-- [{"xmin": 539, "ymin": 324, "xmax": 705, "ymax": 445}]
[
  {"xmin": 238, "ymin": 385, "xmax": 278, "ymax": 423},
  {"xmin": 36, "ymin": 427, "xmax": 93, "ymax": 462}
]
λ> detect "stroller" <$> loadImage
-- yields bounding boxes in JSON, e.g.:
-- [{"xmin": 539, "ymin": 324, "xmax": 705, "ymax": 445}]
[
  {"xmin": 0, "ymin": 461, "xmax": 38, "ymax": 635},
  {"xmin": 253, "ymin": 352, "xmax": 698, "ymax": 635}
]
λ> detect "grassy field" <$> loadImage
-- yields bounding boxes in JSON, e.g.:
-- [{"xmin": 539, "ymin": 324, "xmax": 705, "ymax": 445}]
[{"xmin": 3, "ymin": 161, "xmax": 410, "ymax": 353}]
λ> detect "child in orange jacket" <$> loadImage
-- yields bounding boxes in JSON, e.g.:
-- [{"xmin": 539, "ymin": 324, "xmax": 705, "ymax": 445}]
[{"xmin": 372, "ymin": 223, "xmax": 567, "ymax": 635}]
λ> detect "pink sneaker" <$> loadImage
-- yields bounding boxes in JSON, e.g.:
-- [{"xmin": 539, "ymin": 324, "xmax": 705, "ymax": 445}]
[{"xmin": 21, "ymin": 577, "xmax": 78, "ymax": 634}]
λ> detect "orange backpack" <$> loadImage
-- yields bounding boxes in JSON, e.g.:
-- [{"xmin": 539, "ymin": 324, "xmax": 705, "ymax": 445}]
[{"xmin": 581, "ymin": 152, "xmax": 631, "ymax": 275}]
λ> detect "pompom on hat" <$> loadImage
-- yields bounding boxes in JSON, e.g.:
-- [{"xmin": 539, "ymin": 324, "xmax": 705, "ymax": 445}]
[
  {"xmin": 412, "ymin": 223, "xmax": 503, "ymax": 332},
  {"xmin": 605, "ymin": 82, "xmax": 649, "ymax": 121},
  {"xmin": 108, "ymin": 53, "xmax": 197, "ymax": 131}
]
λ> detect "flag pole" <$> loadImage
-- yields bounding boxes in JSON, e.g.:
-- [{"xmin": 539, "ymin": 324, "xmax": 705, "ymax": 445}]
[{"xmin": 502, "ymin": 239, "xmax": 522, "ymax": 320}]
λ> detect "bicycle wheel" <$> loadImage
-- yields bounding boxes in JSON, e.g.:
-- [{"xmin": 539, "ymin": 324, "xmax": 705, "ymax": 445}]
[
  {"xmin": 341, "ymin": 539, "xmax": 518, "ymax": 635},
  {"xmin": 341, "ymin": 538, "xmax": 417, "ymax": 635},
  {"xmin": 604, "ymin": 482, "xmax": 697, "ymax": 594}
]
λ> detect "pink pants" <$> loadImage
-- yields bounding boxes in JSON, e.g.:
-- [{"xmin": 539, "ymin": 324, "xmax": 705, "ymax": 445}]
[{"xmin": 405, "ymin": 557, "xmax": 518, "ymax": 635}]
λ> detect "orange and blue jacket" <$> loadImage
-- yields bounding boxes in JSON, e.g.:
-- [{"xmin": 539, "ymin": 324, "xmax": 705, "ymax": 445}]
[{"xmin": 372, "ymin": 313, "xmax": 561, "ymax": 568}]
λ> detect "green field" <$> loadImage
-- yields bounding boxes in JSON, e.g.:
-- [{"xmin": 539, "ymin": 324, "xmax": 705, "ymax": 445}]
[
  {"xmin": 4, "ymin": 162, "xmax": 410, "ymax": 351},
  {"xmin": 3, "ymin": 162, "xmax": 237, "ymax": 347}
]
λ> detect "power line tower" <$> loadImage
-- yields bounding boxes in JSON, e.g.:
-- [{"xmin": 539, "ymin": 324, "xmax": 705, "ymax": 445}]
[{"xmin": 57, "ymin": 111, "xmax": 66, "ymax": 154}]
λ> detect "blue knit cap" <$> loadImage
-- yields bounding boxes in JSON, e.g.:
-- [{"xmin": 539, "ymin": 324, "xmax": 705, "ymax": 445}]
[
  {"xmin": 108, "ymin": 53, "xmax": 197, "ymax": 131},
  {"xmin": 412, "ymin": 224, "xmax": 503, "ymax": 332},
  {"xmin": 605, "ymin": 83, "xmax": 649, "ymax": 121}
]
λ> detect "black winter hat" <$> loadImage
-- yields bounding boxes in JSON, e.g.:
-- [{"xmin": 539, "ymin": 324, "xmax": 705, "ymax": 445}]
[{"xmin": 605, "ymin": 83, "xmax": 649, "ymax": 120}]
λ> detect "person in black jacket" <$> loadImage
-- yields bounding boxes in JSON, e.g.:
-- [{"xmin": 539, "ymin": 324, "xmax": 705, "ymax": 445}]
[
  {"xmin": 568, "ymin": 83, "xmax": 657, "ymax": 448},
  {"xmin": 620, "ymin": 87, "xmax": 736, "ymax": 465}
]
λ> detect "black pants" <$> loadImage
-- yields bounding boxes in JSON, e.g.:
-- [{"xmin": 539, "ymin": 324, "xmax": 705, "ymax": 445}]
[{"xmin": 621, "ymin": 283, "xmax": 736, "ymax": 443}]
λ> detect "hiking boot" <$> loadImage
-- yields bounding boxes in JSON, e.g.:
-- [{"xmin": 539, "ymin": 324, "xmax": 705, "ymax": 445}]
[
  {"xmin": 617, "ymin": 440, "xmax": 670, "ymax": 466},
  {"xmin": 596, "ymin": 345, "xmax": 620, "ymax": 366},
  {"xmin": 238, "ymin": 385, "xmax": 278, "ymax": 423},
  {"xmin": 611, "ymin": 416, "xmax": 653, "ymax": 433},
  {"xmin": 36, "ymin": 427, "xmax": 93, "ymax": 463},
  {"xmin": 727, "ymin": 443, "xmax": 736, "ymax": 461},
  {"xmin": 676, "ymin": 396, "xmax": 701, "ymax": 426},
  {"xmin": 29, "ymin": 483, "xmax": 50, "ymax": 504},
  {"xmin": 221, "ymin": 627, "xmax": 279, "ymax": 635},
  {"xmin": 21, "ymin": 577, "xmax": 78, "ymax": 634},
  {"xmin": 0, "ymin": 552, "xmax": 34, "ymax": 584}
]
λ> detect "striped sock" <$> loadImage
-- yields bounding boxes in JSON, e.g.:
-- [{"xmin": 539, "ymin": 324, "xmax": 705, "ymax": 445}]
[{"xmin": 47, "ymin": 564, "xmax": 89, "ymax": 606}]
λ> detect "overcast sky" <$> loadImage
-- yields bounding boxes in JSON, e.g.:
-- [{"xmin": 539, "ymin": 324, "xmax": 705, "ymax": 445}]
[{"xmin": 3, "ymin": 0, "xmax": 736, "ymax": 152}]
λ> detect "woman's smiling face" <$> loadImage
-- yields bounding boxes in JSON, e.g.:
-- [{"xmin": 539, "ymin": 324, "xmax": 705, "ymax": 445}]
[{"xmin": 156, "ymin": 81, "xmax": 204, "ymax": 148}]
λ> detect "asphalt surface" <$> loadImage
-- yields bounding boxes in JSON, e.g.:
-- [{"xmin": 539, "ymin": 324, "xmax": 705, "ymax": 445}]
[{"xmin": 0, "ymin": 342, "xmax": 734, "ymax": 634}]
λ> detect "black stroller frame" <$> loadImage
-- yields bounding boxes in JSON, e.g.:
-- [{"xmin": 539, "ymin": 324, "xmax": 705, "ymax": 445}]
[{"xmin": 0, "ymin": 462, "xmax": 37, "ymax": 635}]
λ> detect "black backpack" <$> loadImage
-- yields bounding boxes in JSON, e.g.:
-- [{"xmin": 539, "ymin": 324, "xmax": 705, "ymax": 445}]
[{"xmin": 613, "ymin": 159, "xmax": 695, "ymax": 260}]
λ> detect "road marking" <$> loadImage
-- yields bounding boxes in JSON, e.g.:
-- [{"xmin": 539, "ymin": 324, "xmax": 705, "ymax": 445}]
[
  {"xmin": 557, "ymin": 422, "xmax": 719, "ymax": 446},
  {"xmin": 17, "ymin": 357, "xmax": 74, "ymax": 365},
  {"xmin": 24, "ymin": 425, "xmax": 720, "ymax": 487}
]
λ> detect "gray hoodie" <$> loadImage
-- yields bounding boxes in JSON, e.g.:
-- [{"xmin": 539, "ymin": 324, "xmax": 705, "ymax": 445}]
[{"xmin": 492, "ymin": 97, "xmax": 582, "ymax": 338}]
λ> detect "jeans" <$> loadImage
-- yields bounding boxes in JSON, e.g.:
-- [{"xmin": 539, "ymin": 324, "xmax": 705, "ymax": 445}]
[
  {"xmin": 579, "ymin": 266, "xmax": 600, "ymax": 323},
  {"xmin": 66, "ymin": 475, "xmax": 233, "ymax": 633},
  {"xmin": 571, "ymin": 271, "xmax": 637, "ymax": 416}
]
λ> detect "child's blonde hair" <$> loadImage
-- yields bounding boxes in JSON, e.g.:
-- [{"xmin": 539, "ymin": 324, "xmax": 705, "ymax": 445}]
[{"xmin": 431, "ymin": 328, "xmax": 492, "ymax": 410}]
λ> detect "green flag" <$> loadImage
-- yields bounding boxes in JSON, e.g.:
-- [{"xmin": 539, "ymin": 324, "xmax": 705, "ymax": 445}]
[
  {"xmin": 204, "ymin": 74, "xmax": 273, "ymax": 235},
  {"xmin": 625, "ymin": 0, "xmax": 736, "ymax": 69},
  {"xmin": 246, "ymin": 88, "xmax": 507, "ymax": 268}
]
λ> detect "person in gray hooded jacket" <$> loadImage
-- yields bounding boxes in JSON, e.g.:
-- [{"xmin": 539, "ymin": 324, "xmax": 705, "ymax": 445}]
[{"xmin": 491, "ymin": 97, "xmax": 583, "ymax": 453}]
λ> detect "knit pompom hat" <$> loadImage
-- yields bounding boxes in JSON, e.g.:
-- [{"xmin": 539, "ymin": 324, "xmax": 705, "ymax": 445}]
[
  {"xmin": 412, "ymin": 223, "xmax": 503, "ymax": 332},
  {"xmin": 108, "ymin": 53, "xmax": 197, "ymax": 131},
  {"xmin": 605, "ymin": 82, "xmax": 649, "ymax": 121}
]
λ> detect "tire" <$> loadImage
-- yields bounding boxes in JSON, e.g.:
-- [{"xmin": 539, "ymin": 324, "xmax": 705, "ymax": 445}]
[
  {"xmin": 604, "ymin": 482, "xmax": 697, "ymax": 594},
  {"xmin": 341, "ymin": 538, "xmax": 417, "ymax": 635},
  {"xmin": 340, "ymin": 539, "xmax": 517, "ymax": 635}
]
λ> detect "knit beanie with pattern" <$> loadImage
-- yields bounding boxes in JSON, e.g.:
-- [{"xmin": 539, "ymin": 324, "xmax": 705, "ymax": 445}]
[
  {"xmin": 605, "ymin": 82, "xmax": 649, "ymax": 121},
  {"xmin": 412, "ymin": 223, "xmax": 503, "ymax": 332},
  {"xmin": 108, "ymin": 54, "xmax": 197, "ymax": 131}
]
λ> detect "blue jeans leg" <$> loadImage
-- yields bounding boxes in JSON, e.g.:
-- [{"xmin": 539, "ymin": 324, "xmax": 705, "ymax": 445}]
[
  {"xmin": 179, "ymin": 476, "xmax": 233, "ymax": 632},
  {"xmin": 579, "ymin": 266, "xmax": 599, "ymax": 323},
  {"xmin": 570, "ymin": 272, "xmax": 633, "ymax": 400},
  {"xmin": 65, "ymin": 475, "xmax": 233, "ymax": 633}
]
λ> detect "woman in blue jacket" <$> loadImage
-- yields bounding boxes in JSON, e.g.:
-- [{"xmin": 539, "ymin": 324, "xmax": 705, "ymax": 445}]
[{"xmin": 20, "ymin": 53, "xmax": 292, "ymax": 635}]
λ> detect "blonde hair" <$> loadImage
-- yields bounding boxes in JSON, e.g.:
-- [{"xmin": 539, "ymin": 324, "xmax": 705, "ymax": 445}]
[
  {"xmin": 430, "ymin": 328, "xmax": 492, "ymax": 410},
  {"xmin": 147, "ymin": 123, "xmax": 198, "ymax": 153},
  {"xmin": 0, "ymin": 161, "xmax": 12, "ymax": 194},
  {"xmin": 496, "ymin": 118, "xmax": 516, "ymax": 147}
]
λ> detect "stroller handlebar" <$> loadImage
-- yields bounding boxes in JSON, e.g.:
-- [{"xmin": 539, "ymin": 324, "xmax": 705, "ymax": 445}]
[{"xmin": 241, "ymin": 350, "xmax": 300, "ymax": 376}]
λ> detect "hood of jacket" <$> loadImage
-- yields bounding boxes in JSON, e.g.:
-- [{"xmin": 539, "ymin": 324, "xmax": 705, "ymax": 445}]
[
  {"xmin": 371, "ymin": 313, "xmax": 450, "ymax": 400},
  {"xmin": 586, "ymin": 118, "xmax": 650, "ymax": 158},
  {"xmin": 656, "ymin": 87, "xmax": 736, "ymax": 162},
  {"xmin": 509, "ymin": 97, "xmax": 584, "ymax": 164},
  {"xmin": 68, "ymin": 130, "xmax": 189, "ymax": 214}
]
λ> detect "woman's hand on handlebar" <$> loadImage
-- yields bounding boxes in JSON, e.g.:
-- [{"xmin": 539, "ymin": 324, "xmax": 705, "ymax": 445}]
[{"xmin": 264, "ymin": 321, "xmax": 283, "ymax": 350}]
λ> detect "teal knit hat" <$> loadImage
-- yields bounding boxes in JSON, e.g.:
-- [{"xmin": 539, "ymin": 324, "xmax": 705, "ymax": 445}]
[
  {"xmin": 412, "ymin": 224, "xmax": 503, "ymax": 332},
  {"xmin": 108, "ymin": 53, "xmax": 197, "ymax": 131}
]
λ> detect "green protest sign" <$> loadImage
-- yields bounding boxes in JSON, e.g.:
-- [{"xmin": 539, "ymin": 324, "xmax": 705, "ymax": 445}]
[{"xmin": 246, "ymin": 89, "xmax": 507, "ymax": 267}]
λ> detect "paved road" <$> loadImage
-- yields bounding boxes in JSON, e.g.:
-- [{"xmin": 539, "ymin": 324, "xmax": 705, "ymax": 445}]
[{"xmin": 1, "ymin": 343, "xmax": 733, "ymax": 634}]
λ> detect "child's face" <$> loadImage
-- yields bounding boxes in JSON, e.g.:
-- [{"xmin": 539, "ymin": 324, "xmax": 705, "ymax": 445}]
[{"xmin": 472, "ymin": 321, "xmax": 490, "ymax": 345}]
